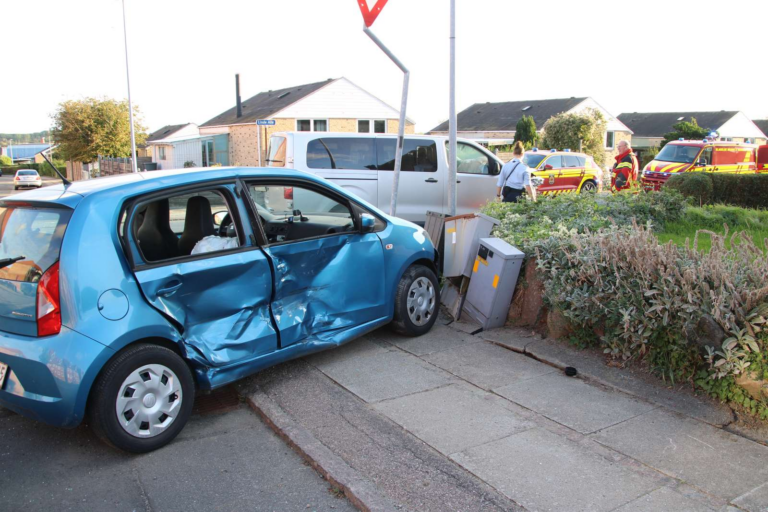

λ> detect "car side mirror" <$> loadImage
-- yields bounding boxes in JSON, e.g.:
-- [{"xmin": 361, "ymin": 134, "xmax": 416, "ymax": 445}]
[
  {"xmin": 360, "ymin": 213, "xmax": 376, "ymax": 233},
  {"xmin": 489, "ymin": 159, "xmax": 500, "ymax": 175},
  {"xmin": 213, "ymin": 210, "xmax": 228, "ymax": 226},
  {"xmin": 697, "ymin": 159, "xmax": 707, "ymax": 167},
  {"xmin": 543, "ymin": 164, "xmax": 554, "ymax": 171}
]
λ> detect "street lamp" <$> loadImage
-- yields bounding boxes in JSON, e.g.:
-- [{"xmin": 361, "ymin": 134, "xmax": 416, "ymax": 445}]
[{"xmin": 122, "ymin": 0, "xmax": 138, "ymax": 173}]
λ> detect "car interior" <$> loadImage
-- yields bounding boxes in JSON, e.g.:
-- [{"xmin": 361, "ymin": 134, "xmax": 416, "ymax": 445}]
[{"xmin": 133, "ymin": 190, "xmax": 240, "ymax": 262}]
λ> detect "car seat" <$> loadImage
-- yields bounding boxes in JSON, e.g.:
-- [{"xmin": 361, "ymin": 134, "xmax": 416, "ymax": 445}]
[
  {"xmin": 178, "ymin": 196, "xmax": 216, "ymax": 255},
  {"xmin": 137, "ymin": 199, "xmax": 179, "ymax": 262}
]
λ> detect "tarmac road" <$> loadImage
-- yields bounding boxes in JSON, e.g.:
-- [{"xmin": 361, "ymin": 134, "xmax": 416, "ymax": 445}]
[
  {"xmin": 0, "ymin": 174, "xmax": 59, "ymax": 199},
  {"xmin": 0, "ymin": 392, "xmax": 356, "ymax": 512}
]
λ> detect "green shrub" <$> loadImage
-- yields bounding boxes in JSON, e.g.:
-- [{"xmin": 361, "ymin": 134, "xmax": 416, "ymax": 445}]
[
  {"xmin": 533, "ymin": 223, "xmax": 768, "ymax": 382},
  {"xmin": 0, "ymin": 155, "xmax": 12, "ymax": 166},
  {"xmin": 664, "ymin": 173, "xmax": 768, "ymax": 209},
  {"xmin": 665, "ymin": 172, "xmax": 713, "ymax": 206},
  {"xmin": 480, "ymin": 190, "xmax": 687, "ymax": 254}
]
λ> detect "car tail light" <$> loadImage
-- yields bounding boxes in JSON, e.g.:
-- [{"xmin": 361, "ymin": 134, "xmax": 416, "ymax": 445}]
[
  {"xmin": 284, "ymin": 187, "xmax": 293, "ymax": 200},
  {"xmin": 37, "ymin": 261, "xmax": 62, "ymax": 337}
]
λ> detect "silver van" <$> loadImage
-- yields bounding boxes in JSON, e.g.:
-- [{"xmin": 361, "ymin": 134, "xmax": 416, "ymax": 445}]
[{"xmin": 265, "ymin": 132, "xmax": 504, "ymax": 224}]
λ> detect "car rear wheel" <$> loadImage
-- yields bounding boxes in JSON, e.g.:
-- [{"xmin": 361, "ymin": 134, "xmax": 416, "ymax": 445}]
[
  {"xmin": 580, "ymin": 180, "xmax": 598, "ymax": 193},
  {"xmin": 89, "ymin": 343, "xmax": 194, "ymax": 453},
  {"xmin": 392, "ymin": 264, "xmax": 439, "ymax": 337}
]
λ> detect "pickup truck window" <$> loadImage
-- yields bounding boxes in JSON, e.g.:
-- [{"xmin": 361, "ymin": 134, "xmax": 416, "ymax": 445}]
[
  {"xmin": 377, "ymin": 139, "xmax": 437, "ymax": 172},
  {"xmin": 306, "ymin": 138, "xmax": 377, "ymax": 170}
]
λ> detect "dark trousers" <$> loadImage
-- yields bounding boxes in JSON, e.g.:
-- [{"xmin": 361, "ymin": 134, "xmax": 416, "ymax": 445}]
[{"xmin": 502, "ymin": 186, "xmax": 524, "ymax": 203}]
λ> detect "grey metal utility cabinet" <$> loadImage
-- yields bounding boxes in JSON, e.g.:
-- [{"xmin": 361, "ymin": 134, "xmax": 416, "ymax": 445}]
[
  {"xmin": 462, "ymin": 238, "xmax": 524, "ymax": 330},
  {"xmin": 443, "ymin": 213, "xmax": 500, "ymax": 278}
]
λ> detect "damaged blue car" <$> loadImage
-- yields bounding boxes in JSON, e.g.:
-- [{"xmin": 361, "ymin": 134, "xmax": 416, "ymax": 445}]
[{"xmin": 0, "ymin": 168, "xmax": 439, "ymax": 452}]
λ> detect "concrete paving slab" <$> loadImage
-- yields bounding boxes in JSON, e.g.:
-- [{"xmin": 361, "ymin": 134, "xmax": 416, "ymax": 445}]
[
  {"xmin": 424, "ymin": 341, "xmax": 555, "ymax": 390},
  {"xmin": 494, "ymin": 372, "xmax": 657, "ymax": 434},
  {"xmin": 385, "ymin": 322, "xmax": 482, "ymax": 357},
  {"xmin": 374, "ymin": 383, "xmax": 535, "ymax": 456},
  {"xmin": 733, "ymin": 481, "xmax": 768, "ymax": 512},
  {"xmin": 315, "ymin": 348, "xmax": 455, "ymax": 403},
  {"xmin": 480, "ymin": 327, "xmax": 539, "ymax": 352},
  {"xmin": 308, "ymin": 337, "xmax": 392, "ymax": 368},
  {"xmin": 452, "ymin": 427, "xmax": 659, "ymax": 512},
  {"xmin": 613, "ymin": 487, "xmax": 716, "ymax": 511},
  {"xmin": 450, "ymin": 317, "xmax": 483, "ymax": 334},
  {"xmin": 593, "ymin": 408, "xmax": 768, "ymax": 502}
]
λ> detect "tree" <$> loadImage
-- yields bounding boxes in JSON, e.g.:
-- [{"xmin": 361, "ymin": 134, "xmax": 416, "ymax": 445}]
[
  {"xmin": 541, "ymin": 108, "xmax": 608, "ymax": 166},
  {"xmin": 0, "ymin": 155, "xmax": 12, "ymax": 166},
  {"xmin": 50, "ymin": 98, "xmax": 147, "ymax": 162},
  {"xmin": 660, "ymin": 117, "xmax": 710, "ymax": 148},
  {"xmin": 513, "ymin": 115, "xmax": 538, "ymax": 148}
]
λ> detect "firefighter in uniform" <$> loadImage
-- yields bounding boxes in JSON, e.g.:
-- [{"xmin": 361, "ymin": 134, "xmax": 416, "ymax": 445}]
[{"xmin": 612, "ymin": 140, "xmax": 639, "ymax": 191}]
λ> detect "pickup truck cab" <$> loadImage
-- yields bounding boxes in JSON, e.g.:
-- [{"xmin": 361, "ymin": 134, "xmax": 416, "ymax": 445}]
[{"xmin": 266, "ymin": 132, "xmax": 504, "ymax": 224}]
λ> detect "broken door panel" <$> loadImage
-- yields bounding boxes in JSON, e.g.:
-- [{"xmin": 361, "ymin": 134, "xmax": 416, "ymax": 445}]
[
  {"xmin": 134, "ymin": 249, "xmax": 277, "ymax": 366},
  {"xmin": 265, "ymin": 232, "xmax": 387, "ymax": 348}
]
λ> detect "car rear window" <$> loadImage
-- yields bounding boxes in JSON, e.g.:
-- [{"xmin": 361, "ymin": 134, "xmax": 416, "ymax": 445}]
[
  {"xmin": 17, "ymin": 170, "xmax": 38, "ymax": 176},
  {"xmin": 0, "ymin": 206, "xmax": 71, "ymax": 283}
]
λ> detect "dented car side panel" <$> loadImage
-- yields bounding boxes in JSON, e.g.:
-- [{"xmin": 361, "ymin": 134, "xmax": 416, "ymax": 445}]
[{"xmin": 266, "ymin": 232, "xmax": 387, "ymax": 348}]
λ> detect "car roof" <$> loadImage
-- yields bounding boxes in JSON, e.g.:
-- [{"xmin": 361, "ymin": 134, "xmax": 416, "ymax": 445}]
[
  {"xmin": 3, "ymin": 167, "xmax": 334, "ymax": 208},
  {"xmin": 15, "ymin": 169, "xmax": 39, "ymax": 173},
  {"xmin": 525, "ymin": 150, "xmax": 591, "ymax": 157},
  {"xmin": 273, "ymin": 131, "xmax": 477, "ymax": 143}
]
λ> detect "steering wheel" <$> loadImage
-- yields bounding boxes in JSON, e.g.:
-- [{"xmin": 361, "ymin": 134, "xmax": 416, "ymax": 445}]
[{"xmin": 218, "ymin": 213, "xmax": 234, "ymax": 237}]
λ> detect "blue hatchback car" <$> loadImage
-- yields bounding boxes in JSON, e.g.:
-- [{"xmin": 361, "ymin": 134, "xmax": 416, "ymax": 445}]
[{"xmin": 0, "ymin": 168, "xmax": 439, "ymax": 452}]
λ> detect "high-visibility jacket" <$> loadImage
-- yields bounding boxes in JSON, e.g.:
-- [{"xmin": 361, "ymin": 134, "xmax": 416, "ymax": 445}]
[{"xmin": 612, "ymin": 150, "xmax": 638, "ymax": 191}]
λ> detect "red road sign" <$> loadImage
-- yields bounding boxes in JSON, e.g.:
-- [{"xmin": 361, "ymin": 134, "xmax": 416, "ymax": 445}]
[{"xmin": 357, "ymin": 0, "xmax": 388, "ymax": 27}]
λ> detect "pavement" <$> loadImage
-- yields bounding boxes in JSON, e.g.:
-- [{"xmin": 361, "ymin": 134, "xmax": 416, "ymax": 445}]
[
  {"xmin": 0, "ymin": 388, "xmax": 356, "ymax": 512},
  {"xmin": 241, "ymin": 313, "xmax": 768, "ymax": 512}
]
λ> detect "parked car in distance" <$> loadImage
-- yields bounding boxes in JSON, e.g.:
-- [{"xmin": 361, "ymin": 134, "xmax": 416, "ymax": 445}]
[
  {"xmin": 522, "ymin": 148, "xmax": 602, "ymax": 195},
  {"xmin": 265, "ymin": 132, "xmax": 505, "ymax": 224},
  {"xmin": 14, "ymin": 169, "xmax": 42, "ymax": 190},
  {"xmin": 0, "ymin": 167, "xmax": 439, "ymax": 453}
]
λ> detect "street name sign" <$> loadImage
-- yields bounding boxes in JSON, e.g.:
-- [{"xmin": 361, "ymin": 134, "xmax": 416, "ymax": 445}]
[{"xmin": 257, "ymin": 120, "xmax": 276, "ymax": 126}]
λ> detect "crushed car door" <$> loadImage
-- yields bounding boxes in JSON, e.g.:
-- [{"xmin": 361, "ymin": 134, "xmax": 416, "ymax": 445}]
[
  {"xmin": 127, "ymin": 185, "xmax": 278, "ymax": 367},
  {"xmin": 246, "ymin": 180, "xmax": 387, "ymax": 348}
]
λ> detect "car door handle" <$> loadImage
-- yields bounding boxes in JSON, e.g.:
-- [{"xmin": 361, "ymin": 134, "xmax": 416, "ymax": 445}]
[
  {"xmin": 157, "ymin": 281, "xmax": 182, "ymax": 297},
  {"xmin": 456, "ymin": 180, "xmax": 461, "ymax": 184},
  {"xmin": 425, "ymin": 178, "xmax": 438, "ymax": 183}
]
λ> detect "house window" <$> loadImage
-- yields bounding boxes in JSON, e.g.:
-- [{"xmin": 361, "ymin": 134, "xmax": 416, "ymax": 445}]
[
  {"xmin": 158, "ymin": 146, "xmax": 167, "ymax": 160},
  {"xmin": 357, "ymin": 119, "xmax": 386, "ymax": 133},
  {"xmin": 605, "ymin": 132, "xmax": 615, "ymax": 149},
  {"xmin": 297, "ymin": 119, "xmax": 328, "ymax": 132}
]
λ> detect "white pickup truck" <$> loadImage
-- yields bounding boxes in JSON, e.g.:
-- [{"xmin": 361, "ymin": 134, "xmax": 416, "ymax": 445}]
[{"xmin": 265, "ymin": 132, "xmax": 506, "ymax": 224}]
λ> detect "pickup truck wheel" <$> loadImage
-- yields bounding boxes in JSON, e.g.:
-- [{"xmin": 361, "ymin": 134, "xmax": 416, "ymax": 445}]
[
  {"xmin": 392, "ymin": 265, "xmax": 439, "ymax": 337},
  {"xmin": 89, "ymin": 344, "xmax": 194, "ymax": 453}
]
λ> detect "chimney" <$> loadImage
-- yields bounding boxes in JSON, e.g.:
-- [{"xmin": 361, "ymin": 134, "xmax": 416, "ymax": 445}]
[{"xmin": 235, "ymin": 74, "xmax": 242, "ymax": 118}]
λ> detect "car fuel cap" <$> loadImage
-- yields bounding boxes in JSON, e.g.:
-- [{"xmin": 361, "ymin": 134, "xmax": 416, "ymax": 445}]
[{"xmin": 97, "ymin": 289, "xmax": 129, "ymax": 321}]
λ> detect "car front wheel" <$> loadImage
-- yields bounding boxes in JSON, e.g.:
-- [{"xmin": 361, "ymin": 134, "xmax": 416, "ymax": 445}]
[
  {"xmin": 89, "ymin": 343, "xmax": 195, "ymax": 453},
  {"xmin": 392, "ymin": 264, "xmax": 439, "ymax": 337},
  {"xmin": 580, "ymin": 180, "xmax": 598, "ymax": 193}
]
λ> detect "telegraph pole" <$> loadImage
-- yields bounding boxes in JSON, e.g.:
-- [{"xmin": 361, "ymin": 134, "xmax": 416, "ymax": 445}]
[
  {"xmin": 448, "ymin": 0, "xmax": 457, "ymax": 216},
  {"xmin": 122, "ymin": 0, "xmax": 138, "ymax": 173}
]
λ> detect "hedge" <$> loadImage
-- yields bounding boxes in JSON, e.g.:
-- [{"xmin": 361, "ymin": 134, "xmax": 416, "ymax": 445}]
[
  {"xmin": 666, "ymin": 173, "xmax": 768, "ymax": 209},
  {"xmin": 1, "ymin": 163, "xmax": 59, "ymax": 178}
]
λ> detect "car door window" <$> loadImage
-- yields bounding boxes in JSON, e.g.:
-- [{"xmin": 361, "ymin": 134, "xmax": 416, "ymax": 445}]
[
  {"xmin": 306, "ymin": 138, "xmax": 377, "ymax": 170},
  {"xmin": 564, "ymin": 155, "xmax": 581, "ymax": 168},
  {"xmin": 131, "ymin": 188, "xmax": 241, "ymax": 264},
  {"xmin": 377, "ymin": 139, "xmax": 437, "ymax": 172},
  {"xmin": 543, "ymin": 155, "xmax": 562, "ymax": 169},
  {"xmin": 247, "ymin": 183, "xmax": 355, "ymax": 244},
  {"xmin": 448, "ymin": 142, "xmax": 492, "ymax": 175}
]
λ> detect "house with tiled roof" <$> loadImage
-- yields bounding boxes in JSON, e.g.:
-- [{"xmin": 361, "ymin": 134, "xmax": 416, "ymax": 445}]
[
  {"xmin": 200, "ymin": 77, "xmax": 414, "ymax": 166},
  {"xmin": 428, "ymin": 97, "xmax": 631, "ymax": 164}
]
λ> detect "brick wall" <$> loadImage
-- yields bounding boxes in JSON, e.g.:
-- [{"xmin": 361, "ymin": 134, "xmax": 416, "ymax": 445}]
[{"xmin": 387, "ymin": 120, "xmax": 416, "ymax": 134}]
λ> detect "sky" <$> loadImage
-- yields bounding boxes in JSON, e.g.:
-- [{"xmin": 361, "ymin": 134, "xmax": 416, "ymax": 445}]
[{"xmin": 3, "ymin": 0, "xmax": 767, "ymax": 135}]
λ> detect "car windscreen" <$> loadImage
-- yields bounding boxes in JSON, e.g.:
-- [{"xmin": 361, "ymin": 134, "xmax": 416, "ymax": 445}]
[
  {"xmin": 17, "ymin": 170, "xmax": 38, "ymax": 176},
  {"xmin": 655, "ymin": 145, "xmax": 701, "ymax": 164},
  {"xmin": 0, "ymin": 206, "xmax": 71, "ymax": 283},
  {"xmin": 523, "ymin": 154, "xmax": 546, "ymax": 168}
]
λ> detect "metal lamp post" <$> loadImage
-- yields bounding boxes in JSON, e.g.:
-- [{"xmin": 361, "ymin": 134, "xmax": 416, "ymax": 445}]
[{"xmin": 122, "ymin": 0, "xmax": 138, "ymax": 173}]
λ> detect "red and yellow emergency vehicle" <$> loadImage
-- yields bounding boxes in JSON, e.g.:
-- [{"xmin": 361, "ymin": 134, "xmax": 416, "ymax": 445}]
[
  {"xmin": 641, "ymin": 139, "xmax": 768, "ymax": 191},
  {"xmin": 522, "ymin": 148, "xmax": 602, "ymax": 195}
]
